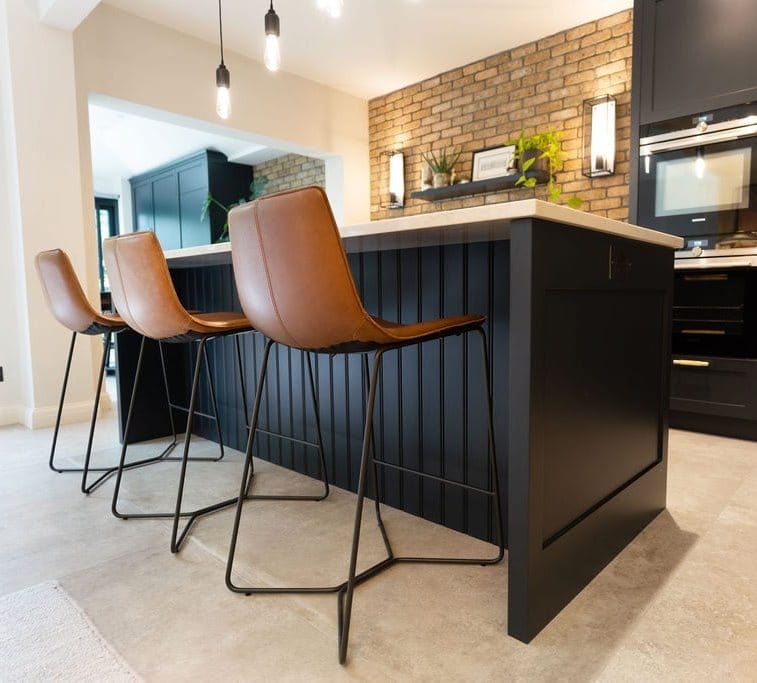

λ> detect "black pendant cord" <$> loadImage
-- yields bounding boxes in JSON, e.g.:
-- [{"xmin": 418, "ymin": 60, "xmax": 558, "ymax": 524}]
[{"xmin": 218, "ymin": 0, "xmax": 225, "ymax": 67}]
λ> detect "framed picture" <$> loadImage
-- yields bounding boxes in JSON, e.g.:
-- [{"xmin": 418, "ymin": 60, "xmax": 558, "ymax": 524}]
[{"xmin": 471, "ymin": 145, "xmax": 516, "ymax": 182}]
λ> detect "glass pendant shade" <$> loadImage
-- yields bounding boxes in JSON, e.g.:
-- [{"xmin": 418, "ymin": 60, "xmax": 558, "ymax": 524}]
[
  {"xmin": 264, "ymin": 34, "xmax": 280, "ymax": 71},
  {"xmin": 216, "ymin": 85, "xmax": 231, "ymax": 119},
  {"xmin": 215, "ymin": 1, "xmax": 230, "ymax": 120},
  {"xmin": 264, "ymin": 4, "xmax": 281, "ymax": 72},
  {"xmin": 216, "ymin": 63, "xmax": 230, "ymax": 119}
]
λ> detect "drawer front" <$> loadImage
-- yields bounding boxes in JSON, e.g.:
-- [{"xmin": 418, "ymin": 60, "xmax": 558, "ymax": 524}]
[{"xmin": 670, "ymin": 356, "xmax": 757, "ymax": 420}]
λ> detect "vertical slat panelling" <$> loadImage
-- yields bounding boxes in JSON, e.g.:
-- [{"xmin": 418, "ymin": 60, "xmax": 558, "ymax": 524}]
[
  {"xmin": 348, "ymin": 254, "xmax": 366, "ymax": 494},
  {"xmin": 490, "ymin": 240, "xmax": 510, "ymax": 544},
  {"xmin": 169, "ymin": 240, "xmax": 511, "ymax": 544},
  {"xmin": 356, "ymin": 252, "xmax": 381, "ymax": 497},
  {"xmin": 399, "ymin": 248, "xmax": 421, "ymax": 516},
  {"xmin": 419, "ymin": 247, "xmax": 444, "ymax": 525},
  {"xmin": 465, "ymin": 242, "xmax": 492, "ymax": 539},
  {"xmin": 378, "ymin": 250, "xmax": 402, "ymax": 510},
  {"xmin": 441, "ymin": 244, "xmax": 466, "ymax": 532}
]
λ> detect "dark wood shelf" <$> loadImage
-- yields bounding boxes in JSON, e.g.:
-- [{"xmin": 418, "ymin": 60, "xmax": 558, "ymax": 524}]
[{"xmin": 410, "ymin": 170, "xmax": 549, "ymax": 202}]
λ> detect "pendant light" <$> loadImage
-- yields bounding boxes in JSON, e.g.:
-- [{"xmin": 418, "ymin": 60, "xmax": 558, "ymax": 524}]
[
  {"xmin": 215, "ymin": 0, "xmax": 231, "ymax": 119},
  {"xmin": 317, "ymin": 0, "xmax": 343, "ymax": 18},
  {"xmin": 264, "ymin": 1, "xmax": 281, "ymax": 72}
]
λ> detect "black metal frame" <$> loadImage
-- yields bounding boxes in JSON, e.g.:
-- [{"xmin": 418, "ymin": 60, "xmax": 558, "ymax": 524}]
[
  {"xmin": 110, "ymin": 331, "xmax": 258, "ymax": 553},
  {"xmin": 48, "ymin": 329, "xmax": 228, "ymax": 496},
  {"xmin": 225, "ymin": 326, "xmax": 504, "ymax": 665}
]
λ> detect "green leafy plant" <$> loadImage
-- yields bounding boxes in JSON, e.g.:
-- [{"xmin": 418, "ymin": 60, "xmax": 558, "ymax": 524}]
[
  {"xmin": 421, "ymin": 147, "xmax": 462, "ymax": 175},
  {"xmin": 507, "ymin": 130, "xmax": 583, "ymax": 209},
  {"xmin": 201, "ymin": 175, "xmax": 270, "ymax": 243}
]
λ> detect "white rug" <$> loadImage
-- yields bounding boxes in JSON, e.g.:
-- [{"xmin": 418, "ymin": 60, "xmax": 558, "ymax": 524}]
[{"xmin": 0, "ymin": 581, "xmax": 141, "ymax": 682}]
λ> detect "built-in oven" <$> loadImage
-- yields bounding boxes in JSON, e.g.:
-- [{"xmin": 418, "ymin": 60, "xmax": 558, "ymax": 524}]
[
  {"xmin": 673, "ymin": 267, "xmax": 757, "ymax": 358},
  {"xmin": 638, "ymin": 103, "xmax": 757, "ymax": 249}
]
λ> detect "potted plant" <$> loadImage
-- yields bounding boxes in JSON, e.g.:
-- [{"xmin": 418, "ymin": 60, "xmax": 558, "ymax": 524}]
[
  {"xmin": 508, "ymin": 130, "xmax": 582, "ymax": 209},
  {"xmin": 421, "ymin": 147, "xmax": 462, "ymax": 188},
  {"xmin": 201, "ymin": 175, "xmax": 270, "ymax": 243}
]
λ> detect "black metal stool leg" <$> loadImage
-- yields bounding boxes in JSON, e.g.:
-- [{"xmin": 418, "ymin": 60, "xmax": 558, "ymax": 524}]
[
  {"xmin": 48, "ymin": 329, "xmax": 162, "ymax": 494},
  {"xmin": 305, "ymin": 351, "xmax": 330, "ymax": 501},
  {"xmin": 49, "ymin": 332, "xmax": 76, "ymax": 473},
  {"xmin": 362, "ymin": 354, "xmax": 393, "ymax": 559},
  {"xmin": 158, "ymin": 341, "xmax": 223, "ymax": 464},
  {"xmin": 203, "ymin": 341, "xmax": 225, "ymax": 461},
  {"xmin": 170, "ymin": 338, "xmax": 207, "ymax": 553},
  {"xmin": 226, "ymin": 339, "xmax": 273, "ymax": 591},
  {"xmin": 80, "ymin": 330, "xmax": 112, "ymax": 493},
  {"xmin": 235, "ymin": 333, "xmax": 250, "ymax": 429},
  {"xmin": 111, "ymin": 336, "xmax": 147, "ymax": 517},
  {"xmin": 226, "ymin": 341, "xmax": 332, "ymax": 594},
  {"xmin": 110, "ymin": 336, "xmax": 241, "ymax": 551},
  {"xmin": 338, "ymin": 349, "xmax": 385, "ymax": 665},
  {"xmin": 476, "ymin": 327, "xmax": 505, "ymax": 555},
  {"xmin": 233, "ymin": 332, "xmax": 257, "ymax": 497},
  {"xmin": 224, "ymin": 329, "xmax": 503, "ymax": 666},
  {"xmin": 157, "ymin": 341, "xmax": 179, "ymax": 453}
]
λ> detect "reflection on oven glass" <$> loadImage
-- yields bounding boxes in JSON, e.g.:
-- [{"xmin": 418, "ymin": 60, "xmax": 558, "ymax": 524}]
[{"xmin": 656, "ymin": 148, "xmax": 752, "ymax": 217}]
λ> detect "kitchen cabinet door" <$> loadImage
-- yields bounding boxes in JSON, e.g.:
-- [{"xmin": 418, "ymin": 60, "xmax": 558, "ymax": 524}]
[
  {"xmin": 636, "ymin": 0, "xmax": 757, "ymax": 124},
  {"xmin": 132, "ymin": 182, "xmax": 154, "ymax": 232},
  {"xmin": 152, "ymin": 173, "xmax": 181, "ymax": 250}
]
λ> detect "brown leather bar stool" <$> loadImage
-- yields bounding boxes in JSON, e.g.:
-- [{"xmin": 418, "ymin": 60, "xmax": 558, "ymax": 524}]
[
  {"xmin": 103, "ymin": 231, "xmax": 257, "ymax": 552},
  {"xmin": 226, "ymin": 186, "xmax": 504, "ymax": 664},
  {"xmin": 35, "ymin": 249, "xmax": 174, "ymax": 494},
  {"xmin": 35, "ymin": 249, "xmax": 229, "ymax": 494}
]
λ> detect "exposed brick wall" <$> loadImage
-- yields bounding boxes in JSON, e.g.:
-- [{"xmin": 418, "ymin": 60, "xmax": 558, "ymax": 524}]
[
  {"xmin": 253, "ymin": 153, "xmax": 326, "ymax": 196},
  {"xmin": 369, "ymin": 10, "xmax": 632, "ymax": 221}
]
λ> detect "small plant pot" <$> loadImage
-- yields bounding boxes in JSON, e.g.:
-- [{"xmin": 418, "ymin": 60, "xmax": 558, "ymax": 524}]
[
  {"xmin": 433, "ymin": 172, "xmax": 451, "ymax": 188},
  {"xmin": 520, "ymin": 149, "xmax": 546, "ymax": 174}
]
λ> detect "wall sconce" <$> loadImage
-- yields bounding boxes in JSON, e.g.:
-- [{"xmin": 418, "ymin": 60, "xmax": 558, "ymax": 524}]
[
  {"xmin": 582, "ymin": 95, "xmax": 616, "ymax": 177},
  {"xmin": 381, "ymin": 150, "xmax": 405, "ymax": 209}
]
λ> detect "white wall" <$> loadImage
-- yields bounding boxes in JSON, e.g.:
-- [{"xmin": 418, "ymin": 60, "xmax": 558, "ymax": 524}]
[
  {"xmin": 73, "ymin": 4, "xmax": 370, "ymax": 226},
  {"xmin": 0, "ymin": 0, "xmax": 28, "ymax": 425},
  {"xmin": 1, "ymin": 0, "xmax": 100, "ymax": 428}
]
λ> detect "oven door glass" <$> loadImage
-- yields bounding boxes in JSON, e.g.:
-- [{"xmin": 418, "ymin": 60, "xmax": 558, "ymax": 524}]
[{"xmin": 638, "ymin": 137, "xmax": 757, "ymax": 239}]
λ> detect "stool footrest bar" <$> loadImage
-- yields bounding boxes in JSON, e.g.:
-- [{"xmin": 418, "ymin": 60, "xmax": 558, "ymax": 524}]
[{"xmin": 372, "ymin": 458, "xmax": 495, "ymax": 497}]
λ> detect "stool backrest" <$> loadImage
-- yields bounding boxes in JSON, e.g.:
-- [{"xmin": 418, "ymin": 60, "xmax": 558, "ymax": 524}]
[
  {"xmin": 35, "ymin": 249, "xmax": 101, "ymax": 333},
  {"xmin": 103, "ymin": 231, "xmax": 192, "ymax": 340},
  {"xmin": 229, "ymin": 186, "xmax": 373, "ymax": 351}
]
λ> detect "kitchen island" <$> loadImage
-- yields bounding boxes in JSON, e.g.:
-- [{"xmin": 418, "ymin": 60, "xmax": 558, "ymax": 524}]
[{"xmin": 115, "ymin": 199, "xmax": 682, "ymax": 643}]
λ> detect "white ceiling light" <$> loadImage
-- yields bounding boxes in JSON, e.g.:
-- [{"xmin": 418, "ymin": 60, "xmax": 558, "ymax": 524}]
[
  {"xmin": 317, "ymin": 0, "xmax": 343, "ymax": 19},
  {"xmin": 264, "ymin": 1, "xmax": 281, "ymax": 72},
  {"xmin": 215, "ymin": 0, "xmax": 231, "ymax": 119}
]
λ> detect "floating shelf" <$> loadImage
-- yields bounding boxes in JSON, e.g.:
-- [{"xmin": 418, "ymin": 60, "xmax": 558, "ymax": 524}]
[{"xmin": 410, "ymin": 171, "xmax": 549, "ymax": 202}]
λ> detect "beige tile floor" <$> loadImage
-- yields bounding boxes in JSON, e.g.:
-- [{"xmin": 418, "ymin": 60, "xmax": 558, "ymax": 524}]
[{"xmin": 1, "ymin": 414, "xmax": 756, "ymax": 681}]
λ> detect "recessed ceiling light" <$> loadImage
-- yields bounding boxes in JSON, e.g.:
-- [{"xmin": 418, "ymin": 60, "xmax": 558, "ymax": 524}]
[{"xmin": 317, "ymin": 0, "xmax": 343, "ymax": 19}]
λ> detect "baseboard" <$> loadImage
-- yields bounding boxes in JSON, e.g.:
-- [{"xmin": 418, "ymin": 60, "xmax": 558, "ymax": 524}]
[
  {"xmin": 0, "ymin": 405, "xmax": 24, "ymax": 427},
  {"xmin": 22, "ymin": 394, "xmax": 113, "ymax": 430}
]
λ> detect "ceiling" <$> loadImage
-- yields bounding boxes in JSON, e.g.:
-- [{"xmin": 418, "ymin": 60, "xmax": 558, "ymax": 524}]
[
  {"xmin": 103, "ymin": 0, "xmax": 633, "ymax": 99},
  {"xmin": 88, "ymin": 102, "xmax": 287, "ymax": 191}
]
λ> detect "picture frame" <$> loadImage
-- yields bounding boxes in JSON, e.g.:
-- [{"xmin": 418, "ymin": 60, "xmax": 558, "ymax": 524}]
[{"xmin": 471, "ymin": 145, "xmax": 517, "ymax": 182}]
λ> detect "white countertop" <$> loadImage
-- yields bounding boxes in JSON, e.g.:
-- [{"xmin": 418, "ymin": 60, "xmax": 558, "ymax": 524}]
[{"xmin": 164, "ymin": 199, "xmax": 683, "ymax": 267}]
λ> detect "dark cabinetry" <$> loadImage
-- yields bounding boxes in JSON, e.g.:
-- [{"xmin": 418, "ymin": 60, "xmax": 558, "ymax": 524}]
[
  {"xmin": 634, "ymin": 0, "xmax": 757, "ymax": 125},
  {"xmin": 130, "ymin": 150, "xmax": 253, "ymax": 248},
  {"xmin": 670, "ymin": 357, "xmax": 757, "ymax": 439}
]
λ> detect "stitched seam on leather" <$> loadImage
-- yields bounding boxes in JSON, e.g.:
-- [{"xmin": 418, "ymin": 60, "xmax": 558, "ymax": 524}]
[
  {"xmin": 253, "ymin": 201, "xmax": 304, "ymax": 348},
  {"xmin": 111, "ymin": 240, "xmax": 142, "ymax": 336}
]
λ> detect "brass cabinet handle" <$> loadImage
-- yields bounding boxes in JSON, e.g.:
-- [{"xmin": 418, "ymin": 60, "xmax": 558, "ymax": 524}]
[
  {"xmin": 680, "ymin": 329, "xmax": 726, "ymax": 335},
  {"xmin": 683, "ymin": 274, "xmax": 728, "ymax": 282},
  {"xmin": 673, "ymin": 359, "xmax": 711, "ymax": 368}
]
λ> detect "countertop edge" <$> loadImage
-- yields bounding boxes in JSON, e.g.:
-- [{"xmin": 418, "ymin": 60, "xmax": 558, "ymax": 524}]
[{"xmin": 164, "ymin": 200, "xmax": 682, "ymax": 263}]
